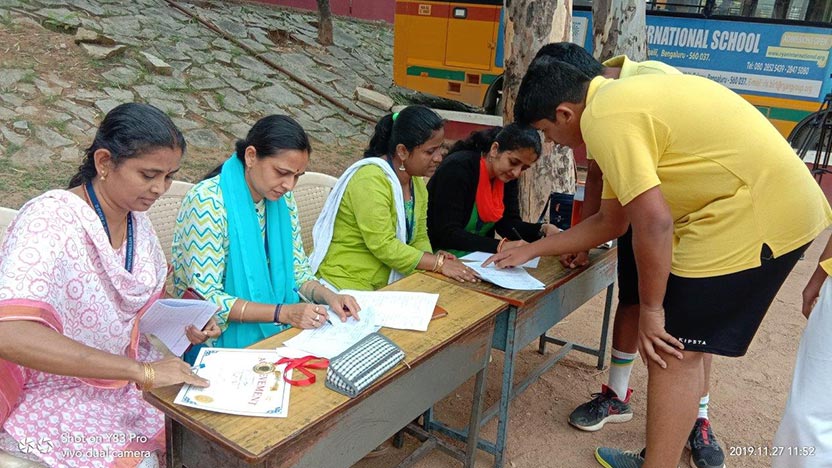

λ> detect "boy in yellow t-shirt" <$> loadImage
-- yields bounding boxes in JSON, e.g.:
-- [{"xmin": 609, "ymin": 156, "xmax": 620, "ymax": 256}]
[
  {"xmin": 486, "ymin": 56, "xmax": 832, "ymax": 467},
  {"xmin": 533, "ymin": 43, "xmax": 724, "ymax": 468}
]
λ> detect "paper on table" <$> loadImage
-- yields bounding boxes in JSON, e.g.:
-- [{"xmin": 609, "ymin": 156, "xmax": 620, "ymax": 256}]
[
  {"xmin": 460, "ymin": 251, "xmax": 540, "ymax": 269},
  {"xmin": 139, "ymin": 299, "xmax": 217, "ymax": 356},
  {"xmin": 465, "ymin": 263, "xmax": 545, "ymax": 290},
  {"xmin": 339, "ymin": 290, "xmax": 439, "ymax": 331},
  {"xmin": 175, "ymin": 347, "xmax": 292, "ymax": 417},
  {"xmin": 283, "ymin": 308, "xmax": 381, "ymax": 358}
]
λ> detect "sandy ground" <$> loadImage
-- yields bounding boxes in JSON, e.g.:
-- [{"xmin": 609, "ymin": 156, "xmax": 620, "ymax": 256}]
[{"xmin": 357, "ymin": 231, "xmax": 830, "ymax": 468}]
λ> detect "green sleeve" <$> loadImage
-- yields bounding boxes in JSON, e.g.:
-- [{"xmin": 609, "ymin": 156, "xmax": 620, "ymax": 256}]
[
  {"xmin": 344, "ymin": 167, "xmax": 424, "ymax": 274},
  {"xmin": 171, "ymin": 180, "xmax": 237, "ymax": 330},
  {"xmin": 284, "ymin": 192, "xmax": 316, "ymax": 285}
]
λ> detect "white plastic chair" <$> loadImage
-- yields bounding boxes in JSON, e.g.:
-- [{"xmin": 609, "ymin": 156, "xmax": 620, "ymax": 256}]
[
  {"xmin": 146, "ymin": 180, "xmax": 194, "ymax": 263},
  {"xmin": 293, "ymin": 172, "xmax": 337, "ymax": 253},
  {"xmin": 0, "ymin": 206, "xmax": 18, "ymax": 246}
]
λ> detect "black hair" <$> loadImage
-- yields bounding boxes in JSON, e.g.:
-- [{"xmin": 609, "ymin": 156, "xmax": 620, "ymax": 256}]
[
  {"xmin": 450, "ymin": 123, "xmax": 542, "ymax": 158},
  {"xmin": 68, "ymin": 103, "xmax": 185, "ymax": 188},
  {"xmin": 514, "ymin": 56, "xmax": 591, "ymax": 125},
  {"xmin": 364, "ymin": 105, "xmax": 444, "ymax": 158},
  {"xmin": 204, "ymin": 114, "xmax": 311, "ymax": 179},
  {"xmin": 533, "ymin": 42, "xmax": 604, "ymax": 77}
]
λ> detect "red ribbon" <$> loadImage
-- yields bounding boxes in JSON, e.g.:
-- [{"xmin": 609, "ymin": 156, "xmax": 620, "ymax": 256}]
[{"xmin": 276, "ymin": 356, "xmax": 329, "ymax": 386}]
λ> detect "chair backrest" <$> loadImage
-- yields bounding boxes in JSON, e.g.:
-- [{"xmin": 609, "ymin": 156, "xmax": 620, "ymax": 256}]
[
  {"xmin": 0, "ymin": 207, "xmax": 18, "ymax": 246},
  {"xmin": 293, "ymin": 172, "xmax": 338, "ymax": 253},
  {"xmin": 147, "ymin": 180, "xmax": 194, "ymax": 262}
]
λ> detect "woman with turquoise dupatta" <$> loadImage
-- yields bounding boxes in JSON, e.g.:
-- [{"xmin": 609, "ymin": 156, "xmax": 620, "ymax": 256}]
[{"xmin": 171, "ymin": 115, "xmax": 360, "ymax": 361}]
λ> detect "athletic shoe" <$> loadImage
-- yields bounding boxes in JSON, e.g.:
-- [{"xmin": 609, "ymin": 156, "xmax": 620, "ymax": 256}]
[
  {"xmin": 569, "ymin": 384, "xmax": 633, "ymax": 431},
  {"xmin": 687, "ymin": 418, "xmax": 726, "ymax": 468},
  {"xmin": 594, "ymin": 447, "xmax": 644, "ymax": 468}
]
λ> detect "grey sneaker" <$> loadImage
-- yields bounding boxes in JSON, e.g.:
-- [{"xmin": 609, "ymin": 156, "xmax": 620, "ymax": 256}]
[
  {"xmin": 569, "ymin": 384, "xmax": 633, "ymax": 431},
  {"xmin": 687, "ymin": 418, "xmax": 726, "ymax": 468},
  {"xmin": 595, "ymin": 447, "xmax": 644, "ymax": 468}
]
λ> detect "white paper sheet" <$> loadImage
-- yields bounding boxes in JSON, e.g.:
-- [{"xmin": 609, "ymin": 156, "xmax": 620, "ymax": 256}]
[
  {"xmin": 282, "ymin": 308, "xmax": 381, "ymax": 358},
  {"xmin": 340, "ymin": 290, "xmax": 439, "ymax": 331},
  {"xmin": 139, "ymin": 299, "xmax": 217, "ymax": 356},
  {"xmin": 175, "ymin": 348, "xmax": 292, "ymax": 417},
  {"xmin": 460, "ymin": 251, "xmax": 540, "ymax": 269},
  {"xmin": 465, "ymin": 263, "xmax": 545, "ymax": 290}
]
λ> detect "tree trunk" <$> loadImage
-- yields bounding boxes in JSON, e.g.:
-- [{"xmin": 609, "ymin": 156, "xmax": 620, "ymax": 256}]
[
  {"xmin": 592, "ymin": 0, "xmax": 647, "ymax": 62},
  {"xmin": 504, "ymin": 0, "xmax": 576, "ymax": 221},
  {"xmin": 316, "ymin": 0, "xmax": 333, "ymax": 46}
]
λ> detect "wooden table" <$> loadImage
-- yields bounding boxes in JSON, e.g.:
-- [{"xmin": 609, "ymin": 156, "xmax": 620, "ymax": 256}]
[
  {"xmin": 144, "ymin": 273, "xmax": 508, "ymax": 468},
  {"xmin": 426, "ymin": 248, "xmax": 618, "ymax": 468}
]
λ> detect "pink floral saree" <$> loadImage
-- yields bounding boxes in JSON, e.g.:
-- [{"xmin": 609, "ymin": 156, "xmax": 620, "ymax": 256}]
[{"xmin": 0, "ymin": 190, "xmax": 168, "ymax": 467}]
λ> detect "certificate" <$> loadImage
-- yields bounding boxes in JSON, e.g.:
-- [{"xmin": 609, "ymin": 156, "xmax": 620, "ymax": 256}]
[{"xmin": 175, "ymin": 348, "xmax": 292, "ymax": 417}]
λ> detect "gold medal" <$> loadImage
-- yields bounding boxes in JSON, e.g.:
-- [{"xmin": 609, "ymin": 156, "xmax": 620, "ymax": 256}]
[{"xmin": 253, "ymin": 362, "xmax": 276, "ymax": 374}]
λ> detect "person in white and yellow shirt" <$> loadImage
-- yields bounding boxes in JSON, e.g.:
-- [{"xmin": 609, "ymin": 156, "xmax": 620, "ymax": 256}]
[{"xmin": 773, "ymin": 232, "xmax": 832, "ymax": 467}]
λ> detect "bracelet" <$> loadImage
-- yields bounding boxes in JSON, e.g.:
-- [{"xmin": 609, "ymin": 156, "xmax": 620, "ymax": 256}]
[
  {"xmin": 433, "ymin": 253, "xmax": 445, "ymax": 272},
  {"xmin": 239, "ymin": 300, "xmax": 249, "ymax": 322},
  {"xmin": 273, "ymin": 304, "xmax": 283, "ymax": 324},
  {"xmin": 497, "ymin": 238, "xmax": 507, "ymax": 253},
  {"xmin": 138, "ymin": 362, "xmax": 155, "ymax": 391}
]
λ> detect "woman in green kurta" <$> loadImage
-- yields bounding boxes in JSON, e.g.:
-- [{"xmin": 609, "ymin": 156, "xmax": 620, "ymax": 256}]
[{"xmin": 310, "ymin": 105, "xmax": 479, "ymax": 291}]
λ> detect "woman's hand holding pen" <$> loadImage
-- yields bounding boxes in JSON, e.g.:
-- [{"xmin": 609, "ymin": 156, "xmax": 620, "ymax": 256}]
[
  {"xmin": 279, "ymin": 303, "xmax": 336, "ymax": 329},
  {"xmin": 321, "ymin": 292, "xmax": 361, "ymax": 322}
]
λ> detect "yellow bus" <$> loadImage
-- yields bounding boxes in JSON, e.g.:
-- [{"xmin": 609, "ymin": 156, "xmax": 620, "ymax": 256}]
[{"xmin": 393, "ymin": 0, "xmax": 832, "ymax": 137}]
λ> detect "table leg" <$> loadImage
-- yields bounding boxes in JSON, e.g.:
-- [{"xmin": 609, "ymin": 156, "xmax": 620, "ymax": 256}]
[
  {"xmin": 494, "ymin": 307, "xmax": 518, "ymax": 468},
  {"xmin": 596, "ymin": 283, "xmax": 615, "ymax": 370},
  {"xmin": 464, "ymin": 348, "xmax": 490, "ymax": 468},
  {"xmin": 165, "ymin": 417, "xmax": 183, "ymax": 468}
]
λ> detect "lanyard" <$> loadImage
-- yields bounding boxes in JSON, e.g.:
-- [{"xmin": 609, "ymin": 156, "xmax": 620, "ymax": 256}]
[
  {"xmin": 85, "ymin": 180, "xmax": 134, "ymax": 273},
  {"xmin": 275, "ymin": 356, "xmax": 329, "ymax": 386}
]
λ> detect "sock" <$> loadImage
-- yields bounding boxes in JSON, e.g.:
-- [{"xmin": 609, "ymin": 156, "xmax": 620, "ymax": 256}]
[
  {"xmin": 698, "ymin": 393, "xmax": 710, "ymax": 419},
  {"xmin": 608, "ymin": 348, "xmax": 637, "ymax": 399}
]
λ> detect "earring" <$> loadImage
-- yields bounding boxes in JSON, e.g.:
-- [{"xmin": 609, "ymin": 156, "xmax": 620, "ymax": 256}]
[
  {"xmin": 398, "ymin": 156, "xmax": 406, "ymax": 171},
  {"xmin": 100, "ymin": 173, "xmax": 107, "ymax": 181}
]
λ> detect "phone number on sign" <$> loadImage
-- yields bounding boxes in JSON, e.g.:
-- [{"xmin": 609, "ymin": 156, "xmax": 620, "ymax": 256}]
[{"xmin": 729, "ymin": 446, "xmax": 816, "ymax": 457}]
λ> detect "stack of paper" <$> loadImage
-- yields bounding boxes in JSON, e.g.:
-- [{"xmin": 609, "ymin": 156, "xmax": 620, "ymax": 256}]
[
  {"xmin": 175, "ymin": 348, "xmax": 292, "ymax": 417},
  {"xmin": 460, "ymin": 251, "xmax": 540, "ymax": 269},
  {"xmin": 340, "ymin": 290, "xmax": 439, "ymax": 331},
  {"xmin": 283, "ymin": 308, "xmax": 381, "ymax": 358},
  {"xmin": 465, "ymin": 263, "xmax": 545, "ymax": 290},
  {"xmin": 139, "ymin": 298, "xmax": 218, "ymax": 356}
]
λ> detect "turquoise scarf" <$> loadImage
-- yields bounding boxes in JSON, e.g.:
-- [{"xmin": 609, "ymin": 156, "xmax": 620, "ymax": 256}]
[{"xmin": 214, "ymin": 154, "xmax": 299, "ymax": 348}]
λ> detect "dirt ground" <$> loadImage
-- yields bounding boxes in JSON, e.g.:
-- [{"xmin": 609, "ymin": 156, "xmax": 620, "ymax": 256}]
[{"xmin": 356, "ymin": 232, "xmax": 830, "ymax": 468}]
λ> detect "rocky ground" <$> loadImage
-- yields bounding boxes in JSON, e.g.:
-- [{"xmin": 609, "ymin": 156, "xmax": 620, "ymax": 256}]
[{"xmin": 0, "ymin": 0, "xmax": 400, "ymax": 207}]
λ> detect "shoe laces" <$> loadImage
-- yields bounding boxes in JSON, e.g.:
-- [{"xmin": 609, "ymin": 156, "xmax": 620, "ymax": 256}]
[
  {"xmin": 586, "ymin": 390, "xmax": 615, "ymax": 413},
  {"xmin": 692, "ymin": 419, "xmax": 717, "ymax": 449}
]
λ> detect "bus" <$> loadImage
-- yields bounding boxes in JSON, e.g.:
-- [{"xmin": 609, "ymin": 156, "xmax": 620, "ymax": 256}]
[{"xmin": 392, "ymin": 0, "xmax": 832, "ymax": 137}]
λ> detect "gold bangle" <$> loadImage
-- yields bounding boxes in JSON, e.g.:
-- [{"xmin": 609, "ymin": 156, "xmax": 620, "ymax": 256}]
[
  {"xmin": 434, "ymin": 254, "xmax": 445, "ymax": 272},
  {"xmin": 497, "ymin": 238, "xmax": 507, "ymax": 253},
  {"xmin": 239, "ymin": 300, "xmax": 249, "ymax": 322},
  {"xmin": 139, "ymin": 362, "xmax": 155, "ymax": 391}
]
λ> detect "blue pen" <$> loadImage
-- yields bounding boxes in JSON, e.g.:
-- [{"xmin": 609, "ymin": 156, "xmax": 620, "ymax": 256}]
[
  {"xmin": 294, "ymin": 287, "xmax": 333, "ymax": 326},
  {"xmin": 191, "ymin": 363, "xmax": 205, "ymax": 372}
]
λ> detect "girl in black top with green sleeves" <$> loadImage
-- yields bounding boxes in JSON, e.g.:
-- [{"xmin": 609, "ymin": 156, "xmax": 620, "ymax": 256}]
[{"xmin": 427, "ymin": 124, "xmax": 558, "ymax": 256}]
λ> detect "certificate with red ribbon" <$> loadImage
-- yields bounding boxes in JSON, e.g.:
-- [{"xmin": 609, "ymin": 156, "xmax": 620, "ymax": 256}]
[{"xmin": 175, "ymin": 348, "xmax": 293, "ymax": 417}]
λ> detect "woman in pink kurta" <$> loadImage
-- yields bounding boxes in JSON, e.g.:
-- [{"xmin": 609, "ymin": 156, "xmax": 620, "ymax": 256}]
[{"xmin": 0, "ymin": 103, "xmax": 215, "ymax": 468}]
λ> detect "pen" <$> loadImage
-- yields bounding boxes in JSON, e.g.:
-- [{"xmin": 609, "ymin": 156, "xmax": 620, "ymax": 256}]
[
  {"xmin": 294, "ymin": 287, "xmax": 333, "ymax": 326},
  {"xmin": 191, "ymin": 363, "xmax": 205, "ymax": 372},
  {"xmin": 511, "ymin": 227, "xmax": 523, "ymax": 241}
]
